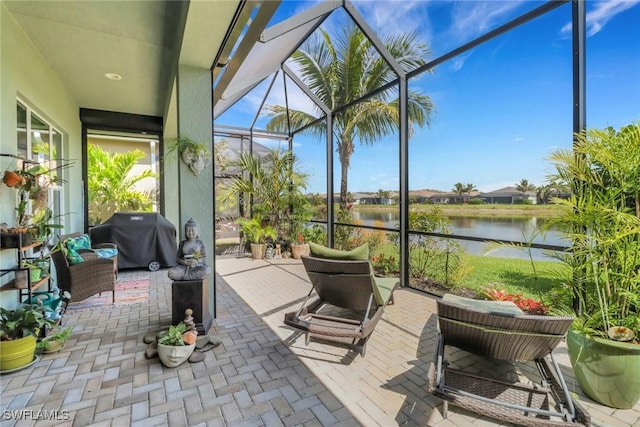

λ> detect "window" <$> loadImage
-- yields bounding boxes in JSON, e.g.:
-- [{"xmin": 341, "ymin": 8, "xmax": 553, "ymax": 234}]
[{"xmin": 16, "ymin": 100, "xmax": 65, "ymax": 231}]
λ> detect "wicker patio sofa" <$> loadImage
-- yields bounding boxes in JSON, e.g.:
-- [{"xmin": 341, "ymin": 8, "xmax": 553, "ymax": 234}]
[{"xmin": 427, "ymin": 294, "xmax": 591, "ymax": 427}]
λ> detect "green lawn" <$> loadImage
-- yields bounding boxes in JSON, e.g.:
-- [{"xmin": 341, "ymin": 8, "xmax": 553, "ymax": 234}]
[
  {"xmin": 371, "ymin": 242, "xmax": 571, "ymax": 308},
  {"xmin": 460, "ymin": 253, "xmax": 569, "ymax": 298}
]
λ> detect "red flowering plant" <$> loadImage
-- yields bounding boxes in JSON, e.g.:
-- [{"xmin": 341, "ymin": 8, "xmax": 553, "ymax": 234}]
[
  {"xmin": 296, "ymin": 233, "xmax": 304, "ymax": 245},
  {"xmin": 483, "ymin": 287, "xmax": 548, "ymax": 315},
  {"xmin": 371, "ymin": 253, "xmax": 399, "ymax": 276}
]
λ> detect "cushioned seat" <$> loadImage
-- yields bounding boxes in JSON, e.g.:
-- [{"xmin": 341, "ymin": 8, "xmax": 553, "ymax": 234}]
[
  {"xmin": 63, "ymin": 232, "xmax": 118, "ymax": 273},
  {"xmin": 283, "ymin": 243, "xmax": 398, "ymax": 356},
  {"xmin": 427, "ymin": 294, "xmax": 591, "ymax": 426}
]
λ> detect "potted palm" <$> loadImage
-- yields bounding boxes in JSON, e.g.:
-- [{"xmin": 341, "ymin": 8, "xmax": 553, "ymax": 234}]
[
  {"xmin": 237, "ymin": 214, "xmax": 277, "ymax": 259},
  {"xmin": 545, "ymin": 122, "xmax": 640, "ymax": 409},
  {"xmin": 157, "ymin": 322, "xmax": 197, "ymax": 367},
  {"xmin": 0, "ymin": 304, "xmax": 55, "ymax": 371}
]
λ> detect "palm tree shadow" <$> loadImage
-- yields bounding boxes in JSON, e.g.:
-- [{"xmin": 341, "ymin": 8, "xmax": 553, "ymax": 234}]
[{"xmin": 380, "ymin": 313, "xmax": 444, "ymax": 425}]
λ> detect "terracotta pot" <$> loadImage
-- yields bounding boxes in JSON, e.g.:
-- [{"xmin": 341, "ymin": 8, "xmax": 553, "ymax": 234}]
[
  {"xmin": 2, "ymin": 170, "xmax": 25, "ymax": 188},
  {"xmin": 291, "ymin": 243, "xmax": 310, "ymax": 260}
]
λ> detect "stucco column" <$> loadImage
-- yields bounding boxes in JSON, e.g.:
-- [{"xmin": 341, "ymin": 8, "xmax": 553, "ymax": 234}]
[{"xmin": 176, "ymin": 64, "xmax": 215, "ymax": 319}]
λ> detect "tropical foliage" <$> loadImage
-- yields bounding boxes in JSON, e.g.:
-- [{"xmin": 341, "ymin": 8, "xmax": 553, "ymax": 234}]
[
  {"xmin": 545, "ymin": 122, "xmax": 640, "ymax": 342},
  {"xmin": 452, "ymin": 182, "xmax": 476, "ymax": 202},
  {"xmin": 87, "ymin": 144, "xmax": 156, "ymax": 225},
  {"xmin": 220, "ymin": 148, "xmax": 309, "ymax": 237},
  {"xmin": 515, "ymin": 179, "xmax": 536, "ymax": 193},
  {"xmin": 265, "ymin": 24, "xmax": 434, "ymax": 212}
]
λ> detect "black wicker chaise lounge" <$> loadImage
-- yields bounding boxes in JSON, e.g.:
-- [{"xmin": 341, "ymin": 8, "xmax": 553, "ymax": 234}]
[
  {"xmin": 284, "ymin": 255, "xmax": 398, "ymax": 356},
  {"xmin": 427, "ymin": 294, "xmax": 591, "ymax": 427}
]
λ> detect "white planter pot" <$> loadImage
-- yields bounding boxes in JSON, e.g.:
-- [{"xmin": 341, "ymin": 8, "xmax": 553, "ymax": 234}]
[{"xmin": 157, "ymin": 343, "xmax": 195, "ymax": 367}]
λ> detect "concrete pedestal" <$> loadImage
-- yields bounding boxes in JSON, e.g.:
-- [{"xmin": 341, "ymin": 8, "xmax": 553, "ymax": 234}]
[{"xmin": 171, "ymin": 278, "xmax": 212, "ymax": 335}]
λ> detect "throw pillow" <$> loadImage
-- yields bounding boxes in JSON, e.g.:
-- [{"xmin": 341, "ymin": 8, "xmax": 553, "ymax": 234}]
[
  {"xmin": 63, "ymin": 236, "xmax": 88, "ymax": 265},
  {"xmin": 66, "ymin": 233, "xmax": 92, "ymax": 251},
  {"xmin": 63, "ymin": 245, "xmax": 84, "ymax": 265},
  {"xmin": 308, "ymin": 242, "xmax": 369, "ymax": 261}
]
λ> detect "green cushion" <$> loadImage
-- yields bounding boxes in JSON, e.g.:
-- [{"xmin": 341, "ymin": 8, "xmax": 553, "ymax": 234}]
[
  {"xmin": 371, "ymin": 276, "xmax": 398, "ymax": 306},
  {"xmin": 308, "ymin": 242, "xmax": 369, "ymax": 261}
]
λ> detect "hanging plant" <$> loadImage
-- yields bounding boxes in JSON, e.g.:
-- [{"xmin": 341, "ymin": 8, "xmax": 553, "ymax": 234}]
[{"xmin": 165, "ymin": 136, "xmax": 211, "ymax": 176}]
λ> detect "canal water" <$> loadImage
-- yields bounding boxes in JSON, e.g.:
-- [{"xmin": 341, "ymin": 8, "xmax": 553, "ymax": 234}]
[{"xmin": 352, "ymin": 210, "xmax": 568, "ymax": 261}]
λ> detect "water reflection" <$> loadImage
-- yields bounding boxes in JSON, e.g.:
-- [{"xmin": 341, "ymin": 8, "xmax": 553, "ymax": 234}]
[{"xmin": 351, "ymin": 210, "xmax": 567, "ymax": 260}]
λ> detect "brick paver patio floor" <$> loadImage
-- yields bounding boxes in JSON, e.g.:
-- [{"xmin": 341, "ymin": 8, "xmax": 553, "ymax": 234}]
[{"xmin": 1, "ymin": 255, "xmax": 638, "ymax": 426}]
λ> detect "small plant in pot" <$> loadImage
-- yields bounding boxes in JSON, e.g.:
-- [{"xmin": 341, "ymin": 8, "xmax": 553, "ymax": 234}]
[
  {"xmin": 0, "ymin": 304, "xmax": 55, "ymax": 371},
  {"xmin": 545, "ymin": 122, "xmax": 640, "ymax": 409},
  {"xmin": 157, "ymin": 322, "xmax": 197, "ymax": 367},
  {"xmin": 40, "ymin": 326, "xmax": 72, "ymax": 353},
  {"xmin": 237, "ymin": 214, "xmax": 277, "ymax": 259}
]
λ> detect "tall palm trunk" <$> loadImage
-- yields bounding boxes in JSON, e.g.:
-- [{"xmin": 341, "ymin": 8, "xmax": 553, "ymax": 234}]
[{"xmin": 338, "ymin": 136, "xmax": 354, "ymax": 210}]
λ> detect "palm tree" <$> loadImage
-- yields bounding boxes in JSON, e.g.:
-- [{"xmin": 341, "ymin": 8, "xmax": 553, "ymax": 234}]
[
  {"xmin": 515, "ymin": 179, "xmax": 536, "ymax": 193},
  {"xmin": 452, "ymin": 182, "xmax": 465, "ymax": 196},
  {"xmin": 88, "ymin": 144, "xmax": 156, "ymax": 225},
  {"xmin": 377, "ymin": 189, "xmax": 390, "ymax": 203},
  {"xmin": 463, "ymin": 183, "xmax": 477, "ymax": 203},
  {"xmin": 266, "ymin": 24, "xmax": 434, "ymax": 210}
]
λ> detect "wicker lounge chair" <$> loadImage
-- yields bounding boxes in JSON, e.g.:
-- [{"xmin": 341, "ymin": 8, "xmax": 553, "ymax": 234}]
[
  {"xmin": 284, "ymin": 255, "xmax": 398, "ymax": 356},
  {"xmin": 427, "ymin": 294, "xmax": 590, "ymax": 427}
]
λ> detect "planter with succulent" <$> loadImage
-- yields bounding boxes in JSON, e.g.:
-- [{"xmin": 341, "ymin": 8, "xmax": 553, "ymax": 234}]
[
  {"xmin": 237, "ymin": 214, "xmax": 277, "ymax": 259},
  {"xmin": 544, "ymin": 122, "xmax": 640, "ymax": 409},
  {"xmin": 40, "ymin": 326, "xmax": 72, "ymax": 353},
  {"xmin": 0, "ymin": 304, "xmax": 55, "ymax": 371},
  {"xmin": 157, "ymin": 322, "xmax": 197, "ymax": 367}
]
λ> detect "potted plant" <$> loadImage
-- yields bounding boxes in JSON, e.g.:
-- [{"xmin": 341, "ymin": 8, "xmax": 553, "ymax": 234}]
[
  {"xmin": 288, "ymin": 192, "xmax": 313, "ymax": 259},
  {"xmin": 290, "ymin": 233, "xmax": 310, "ymax": 260},
  {"xmin": 157, "ymin": 322, "xmax": 197, "ymax": 367},
  {"xmin": 40, "ymin": 325, "xmax": 72, "ymax": 353},
  {"xmin": 2, "ymin": 170, "xmax": 25, "ymax": 188},
  {"xmin": 237, "ymin": 214, "xmax": 277, "ymax": 259},
  {"xmin": 0, "ymin": 304, "xmax": 55, "ymax": 371},
  {"xmin": 545, "ymin": 122, "xmax": 640, "ymax": 409},
  {"xmin": 165, "ymin": 136, "xmax": 211, "ymax": 176}
]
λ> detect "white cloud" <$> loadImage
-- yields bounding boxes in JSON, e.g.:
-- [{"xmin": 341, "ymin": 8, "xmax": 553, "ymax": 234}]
[
  {"xmin": 450, "ymin": 1, "xmax": 525, "ymax": 43},
  {"xmin": 351, "ymin": 0, "xmax": 431, "ymax": 39},
  {"xmin": 561, "ymin": 0, "xmax": 640, "ymax": 37}
]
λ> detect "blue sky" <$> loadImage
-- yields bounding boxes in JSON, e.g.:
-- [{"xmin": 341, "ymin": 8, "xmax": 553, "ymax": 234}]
[{"xmin": 216, "ymin": 0, "xmax": 640, "ymax": 194}]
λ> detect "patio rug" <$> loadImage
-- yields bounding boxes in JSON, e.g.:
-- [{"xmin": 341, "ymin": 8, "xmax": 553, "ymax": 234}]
[{"xmin": 66, "ymin": 277, "xmax": 150, "ymax": 312}]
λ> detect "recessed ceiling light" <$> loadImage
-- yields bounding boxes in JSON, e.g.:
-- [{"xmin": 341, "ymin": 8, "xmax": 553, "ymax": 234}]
[{"xmin": 105, "ymin": 73, "xmax": 122, "ymax": 81}]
